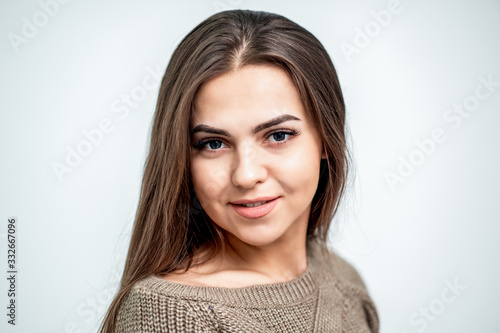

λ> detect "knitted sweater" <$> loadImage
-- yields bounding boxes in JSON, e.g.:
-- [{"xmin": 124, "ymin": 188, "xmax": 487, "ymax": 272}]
[{"xmin": 116, "ymin": 240, "xmax": 379, "ymax": 332}]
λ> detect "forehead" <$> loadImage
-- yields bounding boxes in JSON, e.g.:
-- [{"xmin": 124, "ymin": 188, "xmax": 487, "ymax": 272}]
[{"xmin": 192, "ymin": 65, "xmax": 307, "ymax": 125}]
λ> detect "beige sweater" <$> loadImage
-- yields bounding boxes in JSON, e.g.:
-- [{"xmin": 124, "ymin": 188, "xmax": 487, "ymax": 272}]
[{"xmin": 116, "ymin": 240, "xmax": 379, "ymax": 332}]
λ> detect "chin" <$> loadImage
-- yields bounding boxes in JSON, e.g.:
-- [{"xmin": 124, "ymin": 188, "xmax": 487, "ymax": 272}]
[{"xmin": 227, "ymin": 228, "xmax": 286, "ymax": 248}]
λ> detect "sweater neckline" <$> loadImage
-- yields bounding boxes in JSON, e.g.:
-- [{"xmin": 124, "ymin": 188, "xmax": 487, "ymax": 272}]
[{"xmin": 137, "ymin": 257, "xmax": 319, "ymax": 308}]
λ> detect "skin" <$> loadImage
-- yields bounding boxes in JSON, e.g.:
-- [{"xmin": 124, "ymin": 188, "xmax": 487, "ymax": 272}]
[{"xmin": 163, "ymin": 64, "xmax": 326, "ymax": 287}]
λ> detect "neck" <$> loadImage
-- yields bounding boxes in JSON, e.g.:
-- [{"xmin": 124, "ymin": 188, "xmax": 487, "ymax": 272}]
[
  {"xmin": 224, "ymin": 236, "xmax": 308, "ymax": 282},
  {"xmin": 211, "ymin": 215, "xmax": 309, "ymax": 282}
]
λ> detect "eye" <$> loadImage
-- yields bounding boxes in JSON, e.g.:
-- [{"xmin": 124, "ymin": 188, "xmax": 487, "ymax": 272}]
[
  {"xmin": 268, "ymin": 131, "xmax": 290, "ymax": 142},
  {"xmin": 265, "ymin": 128, "xmax": 300, "ymax": 145},
  {"xmin": 192, "ymin": 139, "xmax": 228, "ymax": 151},
  {"xmin": 192, "ymin": 128, "xmax": 301, "ymax": 152}
]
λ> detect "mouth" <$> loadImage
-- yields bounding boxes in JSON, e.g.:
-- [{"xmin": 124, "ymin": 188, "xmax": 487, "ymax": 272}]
[
  {"xmin": 235, "ymin": 200, "xmax": 273, "ymax": 208},
  {"xmin": 229, "ymin": 197, "xmax": 280, "ymax": 219},
  {"xmin": 230, "ymin": 196, "xmax": 279, "ymax": 205}
]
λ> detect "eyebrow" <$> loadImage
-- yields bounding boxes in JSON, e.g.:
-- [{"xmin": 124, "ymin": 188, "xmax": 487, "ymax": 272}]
[{"xmin": 191, "ymin": 114, "xmax": 301, "ymax": 137}]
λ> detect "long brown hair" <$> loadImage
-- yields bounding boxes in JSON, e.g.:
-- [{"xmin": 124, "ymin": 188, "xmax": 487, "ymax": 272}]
[{"xmin": 99, "ymin": 9, "xmax": 350, "ymax": 332}]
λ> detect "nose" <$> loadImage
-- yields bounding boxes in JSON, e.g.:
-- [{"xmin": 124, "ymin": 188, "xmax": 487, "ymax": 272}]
[{"xmin": 231, "ymin": 143, "xmax": 267, "ymax": 188}]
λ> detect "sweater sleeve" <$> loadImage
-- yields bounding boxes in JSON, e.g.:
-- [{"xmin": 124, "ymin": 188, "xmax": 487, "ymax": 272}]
[
  {"xmin": 335, "ymin": 258, "xmax": 379, "ymax": 333},
  {"xmin": 322, "ymin": 247, "xmax": 380, "ymax": 333},
  {"xmin": 115, "ymin": 288, "xmax": 142, "ymax": 332},
  {"xmin": 115, "ymin": 284, "xmax": 217, "ymax": 333},
  {"xmin": 338, "ymin": 287, "xmax": 379, "ymax": 333}
]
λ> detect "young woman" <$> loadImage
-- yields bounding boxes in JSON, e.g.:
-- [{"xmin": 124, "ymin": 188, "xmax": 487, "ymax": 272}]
[{"xmin": 100, "ymin": 9, "xmax": 379, "ymax": 332}]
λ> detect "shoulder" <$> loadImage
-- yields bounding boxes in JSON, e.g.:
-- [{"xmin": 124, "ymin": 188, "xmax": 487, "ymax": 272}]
[
  {"xmin": 115, "ymin": 275, "xmax": 276, "ymax": 332},
  {"xmin": 307, "ymin": 238, "xmax": 369, "ymax": 291},
  {"xmin": 307, "ymin": 239, "xmax": 380, "ymax": 332},
  {"xmin": 115, "ymin": 276, "xmax": 216, "ymax": 332}
]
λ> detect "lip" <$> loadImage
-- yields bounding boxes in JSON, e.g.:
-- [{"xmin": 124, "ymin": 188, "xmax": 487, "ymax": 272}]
[
  {"xmin": 230, "ymin": 197, "xmax": 280, "ymax": 219},
  {"xmin": 230, "ymin": 196, "xmax": 279, "ymax": 205}
]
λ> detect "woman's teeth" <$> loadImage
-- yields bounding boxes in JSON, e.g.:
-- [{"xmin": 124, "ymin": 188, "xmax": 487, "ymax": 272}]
[{"xmin": 240, "ymin": 201, "xmax": 269, "ymax": 208}]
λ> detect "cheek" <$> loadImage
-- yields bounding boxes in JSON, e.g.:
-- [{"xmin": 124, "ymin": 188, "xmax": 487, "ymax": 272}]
[
  {"xmin": 190, "ymin": 157, "xmax": 229, "ymax": 206},
  {"xmin": 275, "ymin": 146, "xmax": 322, "ymax": 192}
]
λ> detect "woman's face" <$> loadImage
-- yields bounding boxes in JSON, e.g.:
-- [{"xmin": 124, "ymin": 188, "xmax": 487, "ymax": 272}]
[{"xmin": 190, "ymin": 64, "xmax": 326, "ymax": 248}]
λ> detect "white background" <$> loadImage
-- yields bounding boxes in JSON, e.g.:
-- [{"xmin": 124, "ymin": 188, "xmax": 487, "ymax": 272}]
[{"xmin": 1, "ymin": 0, "xmax": 499, "ymax": 332}]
